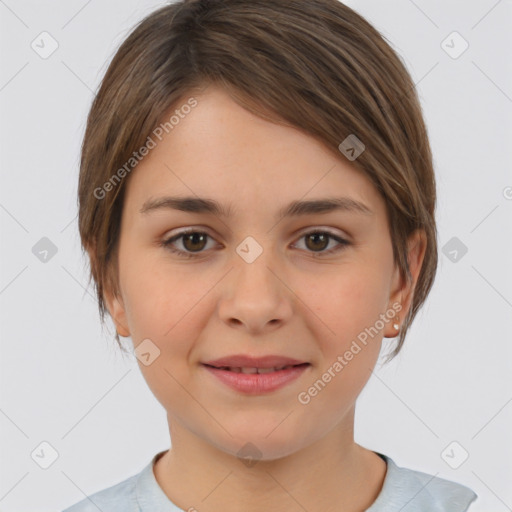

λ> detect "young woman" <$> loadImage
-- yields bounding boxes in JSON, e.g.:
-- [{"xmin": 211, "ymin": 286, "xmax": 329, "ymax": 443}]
[{"xmin": 64, "ymin": 1, "xmax": 477, "ymax": 510}]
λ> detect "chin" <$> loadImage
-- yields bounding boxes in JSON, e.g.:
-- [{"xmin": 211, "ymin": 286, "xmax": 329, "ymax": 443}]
[{"xmin": 213, "ymin": 430, "xmax": 306, "ymax": 464}]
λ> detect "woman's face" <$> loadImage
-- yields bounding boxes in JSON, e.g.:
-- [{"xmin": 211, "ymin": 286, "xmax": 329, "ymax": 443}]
[{"xmin": 104, "ymin": 84, "xmax": 424, "ymax": 460}]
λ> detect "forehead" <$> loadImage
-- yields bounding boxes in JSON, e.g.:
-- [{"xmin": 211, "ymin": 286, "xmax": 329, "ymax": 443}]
[{"xmin": 122, "ymin": 85, "xmax": 385, "ymax": 221}]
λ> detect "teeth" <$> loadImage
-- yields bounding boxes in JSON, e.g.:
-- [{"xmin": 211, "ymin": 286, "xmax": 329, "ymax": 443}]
[
  {"xmin": 240, "ymin": 367, "xmax": 258, "ymax": 374},
  {"xmin": 211, "ymin": 364, "xmax": 306, "ymax": 374},
  {"xmin": 256, "ymin": 367, "xmax": 276, "ymax": 374},
  {"xmin": 221, "ymin": 365, "xmax": 296, "ymax": 374}
]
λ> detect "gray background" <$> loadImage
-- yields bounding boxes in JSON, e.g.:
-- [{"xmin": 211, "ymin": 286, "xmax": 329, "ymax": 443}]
[{"xmin": 0, "ymin": 1, "xmax": 511, "ymax": 510}]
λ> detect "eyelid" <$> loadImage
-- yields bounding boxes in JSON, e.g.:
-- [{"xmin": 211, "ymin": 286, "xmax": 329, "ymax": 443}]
[
  {"xmin": 161, "ymin": 226, "xmax": 217, "ymax": 245},
  {"xmin": 291, "ymin": 228, "xmax": 350, "ymax": 255},
  {"xmin": 161, "ymin": 226, "xmax": 351, "ymax": 258},
  {"xmin": 164, "ymin": 225, "xmax": 349, "ymax": 241},
  {"xmin": 294, "ymin": 225, "xmax": 349, "ymax": 239},
  {"xmin": 162, "ymin": 227, "xmax": 218, "ymax": 251}
]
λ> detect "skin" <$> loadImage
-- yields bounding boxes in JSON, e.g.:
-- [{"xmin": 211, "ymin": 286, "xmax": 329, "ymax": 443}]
[{"xmin": 102, "ymin": 84, "xmax": 426, "ymax": 512}]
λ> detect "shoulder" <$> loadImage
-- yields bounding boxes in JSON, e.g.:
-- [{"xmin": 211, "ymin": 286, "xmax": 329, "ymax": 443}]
[
  {"xmin": 61, "ymin": 472, "xmax": 140, "ymax": 512},
  {"xmin": 61, "ymin": 450, "xmax": 181, "ymax": 512},
  {"xmin": 367, "ymin": 453, "xmax": 478, "ymax": 512}
]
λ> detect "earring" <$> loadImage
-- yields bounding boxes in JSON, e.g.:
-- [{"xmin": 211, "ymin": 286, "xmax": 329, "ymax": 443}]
[{"xmin": 392, "ymin": 316, "xmax": 400, "ymax": 331}]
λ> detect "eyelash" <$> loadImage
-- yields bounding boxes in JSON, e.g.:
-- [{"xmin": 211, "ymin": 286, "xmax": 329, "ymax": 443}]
[{"xmin": 160, "ymin": 229, "xmax": 350, "ymax": 259}]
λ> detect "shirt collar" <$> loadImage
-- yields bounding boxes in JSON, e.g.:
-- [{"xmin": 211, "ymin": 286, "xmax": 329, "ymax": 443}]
[
  {"xmin": 367, "ymin": 452, "xmax": 477, "ymax": 511},
  {"xmin": 136, "ymin": 450, "xmax": 183, "ymax": 511},
  {"xmin": 136, "ymin": 450, "xmax": 477, "ymax": 512}
]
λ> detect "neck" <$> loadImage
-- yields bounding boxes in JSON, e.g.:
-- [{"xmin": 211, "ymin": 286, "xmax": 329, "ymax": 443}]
[{"xmin": 153, "ymin": 410, "xmax": 387, "ymax": 512}]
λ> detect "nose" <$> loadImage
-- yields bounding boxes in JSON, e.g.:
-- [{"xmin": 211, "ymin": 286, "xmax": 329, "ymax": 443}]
[{"xmin": 217, "ymin": 247, "xmax": 293, "ymax": 335}]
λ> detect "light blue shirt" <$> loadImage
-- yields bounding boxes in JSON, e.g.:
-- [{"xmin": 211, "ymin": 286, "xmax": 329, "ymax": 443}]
[{"xmin": 62, "ymin": 451, "xmax": 477, "ymax": 511}]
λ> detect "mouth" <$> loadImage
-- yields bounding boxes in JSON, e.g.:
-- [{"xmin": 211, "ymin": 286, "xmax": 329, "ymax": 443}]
[
  {"xmin": 200, "ymin": 362, "xmax": 311, "ymax": 394},
  {"xmin": 202, "ymin": 362, "xmax": 310, "ymax": 374}
]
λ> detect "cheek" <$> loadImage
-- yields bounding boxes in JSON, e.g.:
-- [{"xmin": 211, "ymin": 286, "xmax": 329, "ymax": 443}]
[
  {"xmin": 293, "ymin": 265, "xmax": 387, "ymax": 404},
  {"xmin": 297, "ymin": 264, "xmax": 389, "ymax": 345},
  {"xmin": 120, "ymin": 261, "xmax": 206, "ymax": 410},
  {"xmin": 296, "ymin": 272, "xmax": 385, "ymax": 414},
  {"xmin": 120, "ymin": 251, "xmax": 199, "ymax": 338}
]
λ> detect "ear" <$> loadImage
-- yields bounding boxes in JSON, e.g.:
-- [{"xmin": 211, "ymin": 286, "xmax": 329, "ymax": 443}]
[
  {"xmin": 103, "ymin": 284, "xmax": 131, "ymax": 338},
  {"xmin": 384, "ymin": 229, "xmax": 427, "ymax": 338},
  {"xmin": 87, "ymin": 242, "xmax": 131, "ymax": 338}
]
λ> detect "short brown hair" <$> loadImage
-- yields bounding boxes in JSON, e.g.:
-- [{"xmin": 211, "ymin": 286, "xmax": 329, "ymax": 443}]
[{"xmin": 78, "ymin": 0, "xmax": 438, "ymax": 360}]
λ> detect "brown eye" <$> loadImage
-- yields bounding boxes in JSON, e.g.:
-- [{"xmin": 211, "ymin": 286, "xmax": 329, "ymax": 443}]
[
  {"xmin": 161, "ymin": 230, "xmax": 215, "ymax": 258},
  {"xmin": 181, "ymin": 232, "xmax": 208, "ymax": 252},
  {"xmin": 161, "ymin": 229, "xmax": 350, "ymax": 259},
  {"xmin": 305, "ymin": 232, "xmax": 330, "ymax": 252},
  {"xmin": 294, "ymin": 230, "xmax": 350, "ymax": 257}
]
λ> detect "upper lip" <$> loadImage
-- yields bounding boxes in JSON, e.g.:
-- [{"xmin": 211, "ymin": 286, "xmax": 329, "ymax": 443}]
[{"xmin": 202, "ymin": 354, "xmax": 309, "ymax": 369}]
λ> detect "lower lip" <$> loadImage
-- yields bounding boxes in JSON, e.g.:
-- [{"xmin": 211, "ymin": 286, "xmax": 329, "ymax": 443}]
[{"xmin": 202, "ymin": 363, "xmax": 310, "ymax": 394}]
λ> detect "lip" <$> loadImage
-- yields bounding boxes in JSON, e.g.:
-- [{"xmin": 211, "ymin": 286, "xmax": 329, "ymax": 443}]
[
  {"xmin": 202, "ymin": 354, "xmax": 308, "ymax": 369},
  {"xmin": 201, "ymin": 361, "xmax": 311, "ymax": 395}
]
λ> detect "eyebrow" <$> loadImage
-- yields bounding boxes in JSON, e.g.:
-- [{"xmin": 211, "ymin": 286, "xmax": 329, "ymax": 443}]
[{"xmin": 139, "ymin": 196, "xmax": 374, "ymax": 218}]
